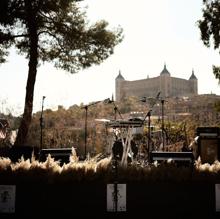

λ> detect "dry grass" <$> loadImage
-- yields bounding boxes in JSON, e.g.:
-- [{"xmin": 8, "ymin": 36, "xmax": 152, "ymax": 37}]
[
  {"xmin": 0, "ymin": 156, "xmax": 11, "ymax": 170},
  {"xmin": 195, "ymin": 157, "xmax": 220, "ymax": 173},
  {"xmin": 1, "ymin": 148, "xmax": 220, "ymax": 183}
]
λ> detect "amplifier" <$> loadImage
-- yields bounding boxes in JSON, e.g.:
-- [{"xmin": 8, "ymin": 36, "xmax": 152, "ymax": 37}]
[
  {"xmin": 196, "ymin": 127, "xmax": 220, "ymax": 163},
  {"xmin": 150, "ymin": 151, "xmax": 194, "ymax": 166},
  {"xmin": 197, "ymin": 137, "xmax": 220, "ymax": 163},
  {"xmin": 196, "ymin": 127, "xmax": 220, "ymax": 137},
  {"xmin": 39, "ymin": 148, "xmax": 72, "ymax": 164}
]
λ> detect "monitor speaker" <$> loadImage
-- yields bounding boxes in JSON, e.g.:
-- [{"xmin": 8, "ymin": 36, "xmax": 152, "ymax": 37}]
[{"xmin": 198, "ymin": 138, "xmax": 219, "ymax": 163}]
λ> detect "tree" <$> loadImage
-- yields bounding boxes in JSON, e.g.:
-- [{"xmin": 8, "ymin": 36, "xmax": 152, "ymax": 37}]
[
  {"xmin": 0, "ymin": 0, "xmax": 123, "ymax": 146},
  {"xmin": 198, "ymin": 0, "xmax": 220, "ymax": 80}
]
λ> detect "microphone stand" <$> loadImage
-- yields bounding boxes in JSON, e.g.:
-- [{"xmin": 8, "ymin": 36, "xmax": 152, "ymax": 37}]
[
  {"xmin": 141, "ymin": 110, "xmax": 152, "ymax": 161},
  {"xmin": 40, "ymin": 96, "xmax": 46, "ymax": 151},
  {"xmin": 161, "ymin": 99, "xmax": 165, "ymax": 151},
  {"xmin": 157, "ymin": 98, "xmax": 167, "ymax": 151},
  {"xmin": 103, "ymin": 98, "xmax": 123, "ymax": 120},
  {"xmin": 81, "ymin": 98, "xmax": 122, "ymax": 160},
  {"xmin": 140, "ymin": 92, "xmax": 166, "ymax": 156},
  {"xmin": 82, "ymin": 101, "xmax": 101, "ymax": 160},
  {"xmin": 112, "ymin": 101, "xmax": 123, "ymax": 120}
]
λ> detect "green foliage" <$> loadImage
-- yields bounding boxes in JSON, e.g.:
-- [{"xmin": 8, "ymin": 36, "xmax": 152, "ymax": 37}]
[
  {"xmin": 1, "ymin": 94, "xmax": 218, "ymax": 155},
  {"xmin": 0, "ymin": 0, "xmax": 123, "ymax": 145},
  {"xmin": 198, "ymin": 0, "xmax": 220, "ymax": 81},
  {"xmin": 0, "ymin": 0, "xmax": 123, "ymax": 72},
  {"xmin": 213, "ymin": 65, "xmax": 220, "ymax": 82}
]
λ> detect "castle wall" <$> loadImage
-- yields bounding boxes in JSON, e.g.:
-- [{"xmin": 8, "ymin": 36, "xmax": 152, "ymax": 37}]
[
  {"xmin": 172, "ymin": 77, "xmax": 198, "ymax": 96},
  {"xmin": 191, "ymin": 79, "xmax": 198, "ymax": 94},
  {"xmin": 160, "ymin": 74, "xmax": 172, "ymax": 97},
  {"xmin": 116, "ymin": 71, "xmax": 198, "ymax": 101},
  {"xmin": 120, "ymin": 77, "xmax": 160, "ymax": 99},
  {"xmin": 171, "ymin": 77, "xmax": 191, "ymax": 96},
  {"xmin": 115, "ymin": 79, "xmax": 124, "ymax": 101}
]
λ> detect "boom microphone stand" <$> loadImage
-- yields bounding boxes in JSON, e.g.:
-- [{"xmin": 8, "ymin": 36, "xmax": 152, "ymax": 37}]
[
  {"xmin": 157, "ymin": 98, "xmax": 168, "ymax": 151},
  {"xmin": 104, "ymin": 98, "xmax": 123, "ymax": 120},
  {"xmin": 140, "ymin": 92, "xmax": 167, "ymax": 153},
  {"xmin": 141, "ymin": 110, "xmax": 152, "ymax": 160},
  {"xmin": 40, "ymin": 96, "xmax": 46, "ymax": 151},
  {"xmin": 161, "ymin": 99, "xmax": 165, "ymax": 150},
  {"xmin": 82, "ymin": 100, "xmax": 102, "ymax": 160},
  {"xmin": 140, "ymin": 92, "xmax": 161, "ymax": 161},
  {"xmin": 103, "ymin": 98, "xmax": 123, "ymax": 211}
]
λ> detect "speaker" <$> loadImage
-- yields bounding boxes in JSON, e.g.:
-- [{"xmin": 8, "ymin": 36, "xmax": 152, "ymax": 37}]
[
  {"xmin": 39, "ymin": 148, "xmax": 72, "ymax": 165},
  {"xmin": 198, "ymin": 137, "xmax": 220, "ymax": 163},
  {"xmin": 150, "ymin": 151, "xmax": 194, "ymax": 166},
  {"xmin": 196, "ymin": 127, "xmax": 220, "ymax": 137}
]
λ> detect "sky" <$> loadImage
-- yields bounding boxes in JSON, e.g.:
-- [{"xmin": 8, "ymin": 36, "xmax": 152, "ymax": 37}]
[{"xmin": 1, "ymin": 0, "xmax": 220, "ymax": 115}]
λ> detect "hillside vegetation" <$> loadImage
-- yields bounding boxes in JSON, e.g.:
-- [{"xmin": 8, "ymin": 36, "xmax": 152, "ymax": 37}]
[{"xmin": 0, "ymin": 94, "xmax": 220, "ymax": 158}]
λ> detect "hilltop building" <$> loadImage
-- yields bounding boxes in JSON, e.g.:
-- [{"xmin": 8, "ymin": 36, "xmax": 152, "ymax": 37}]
[{"xmin": 115, "ymin": 64, "xmax": 198, "ymax": 101}]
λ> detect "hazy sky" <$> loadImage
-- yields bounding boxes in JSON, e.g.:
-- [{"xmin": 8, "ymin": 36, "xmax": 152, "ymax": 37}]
[{"xmin": 1, "ymin": 0, "xmax": 220, "ymax": 115}]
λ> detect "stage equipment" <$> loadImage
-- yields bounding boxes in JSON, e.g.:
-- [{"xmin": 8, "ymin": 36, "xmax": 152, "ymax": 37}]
[
  {"xmin": 150, "ymin": 151, "xmax": 194, "ymax": 166},
  {"xmin": 140, "ymin": 91, "xmax": 167, "ymax": 151},
  {"xmin": 104, "ymin": 98, "xmax": 123, "ymax": 120},
  {"xmin": 39, "ymin": 148, "xmax": 72, "ymax": 165},
  {"xmin": 196, "ymin": 127, "xmax": 220, "ymax": 163},
  {"xmin": 108, "ymin": 119, "xmax": 143, "ymax": 166},
  {"xmin": 82, "ymin": 98, "xmax": 113, "ymax": 159}
]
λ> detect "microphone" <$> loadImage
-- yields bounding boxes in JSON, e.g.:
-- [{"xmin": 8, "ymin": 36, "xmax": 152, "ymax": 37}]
[
  {"xmin": 140, "ymin": 97, "xmax": 147, "ymax": 102},
  {"xmin": 147, "ymin": 109, "xmax": 152, "ymax": 116},
  {"xmin": 103, "ymin": 98, "xmax": 113, "ymax": 104},
  {"xmin": 156, "ymin": 91, "xmax": 161, "ymax": 99}
]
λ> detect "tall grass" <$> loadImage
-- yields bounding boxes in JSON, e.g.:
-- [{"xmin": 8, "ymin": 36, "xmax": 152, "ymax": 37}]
[{"xmin": 1, "ymin": 149, "xmax": 220, "ymax": 183}]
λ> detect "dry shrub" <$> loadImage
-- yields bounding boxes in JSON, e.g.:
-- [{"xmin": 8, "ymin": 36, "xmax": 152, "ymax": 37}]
[
  {"xmin": 1, "ymin": 151, "xmax": 220, "ymax": 183},
  {"xmin": 42, "ymin": 154, "xmax": 62, "ymax": 173},
  {"xmin": 96, "ymin": 156, "xmax": 111, "ymax": 171},
  {"xmin": 11, "ymin": 156, "xmax": 31, "ymax": 171},
  {"xmin": 0, "ymin": 157, "xmax": 11, "ymax": 170},
  {"xmin": 195, "ymin": 157, "xmax": 220, "ymax": 173},
  {"xmin": 69, "ymin": 147, "xmax": 79, "ymax": 163}
]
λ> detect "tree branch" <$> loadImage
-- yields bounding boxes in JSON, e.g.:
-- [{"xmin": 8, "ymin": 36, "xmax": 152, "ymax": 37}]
[
  {"xmin": 0, "ymin": 33, "xmax": 28, "ymax": 44},
  {"xmin": 12, "ymin": 34, "xmax": 28, "ymax": 38},
  {"xmin": 37, "ymin": 30, "xmax": 56, "ymax": 38}
]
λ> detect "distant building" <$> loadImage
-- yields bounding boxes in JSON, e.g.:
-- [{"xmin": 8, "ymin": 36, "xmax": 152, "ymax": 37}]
[{"xmin": 115, "ymin": 64, "xmax": 198, "ymax": 101}]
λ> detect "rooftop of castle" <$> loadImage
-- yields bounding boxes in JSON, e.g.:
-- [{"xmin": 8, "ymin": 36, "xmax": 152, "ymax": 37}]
[
  {"xmin": 116, "ymin": 70, "xmax": 125, "ymax": 80},
  {"xmin": 115, "ymin": 65, "xmax": 197, "ymax": 81},
  {"xmin": 160, "ymin": 64, "xmax": 171, "ymax": 75},
  {"xmin": 189, "ymin": 70, "xmax": 197, "ymax": 80}
]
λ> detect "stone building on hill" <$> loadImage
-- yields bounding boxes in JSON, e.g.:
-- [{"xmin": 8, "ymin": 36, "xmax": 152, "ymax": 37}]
[{"xmin": 115, "ymin": 64, "xmax": 198, "ymax": 101}]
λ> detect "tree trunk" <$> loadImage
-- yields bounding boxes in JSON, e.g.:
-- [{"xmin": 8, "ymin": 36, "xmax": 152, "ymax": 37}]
[{"xmin": 14, "ymin": 2, "xmax": 38, "ymax": 146}]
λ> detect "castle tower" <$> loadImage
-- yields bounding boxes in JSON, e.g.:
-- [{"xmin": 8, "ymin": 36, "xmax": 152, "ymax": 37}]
[
  {"xmin": 115, "ymin": 70, "xmax": 125, "ymax": 101},
  {"xmin": 189, "ymin": 69, "xmax": 198, "ymax": 95},
  {"xmin": 160, "ymin": 64, "xmax": 171, "ymax": 97}
]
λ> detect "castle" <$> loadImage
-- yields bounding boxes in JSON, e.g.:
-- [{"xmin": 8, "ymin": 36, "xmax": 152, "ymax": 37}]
[{"xmin": 115, "ymin": 64, "xmax": 198, "ymax": 101}]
